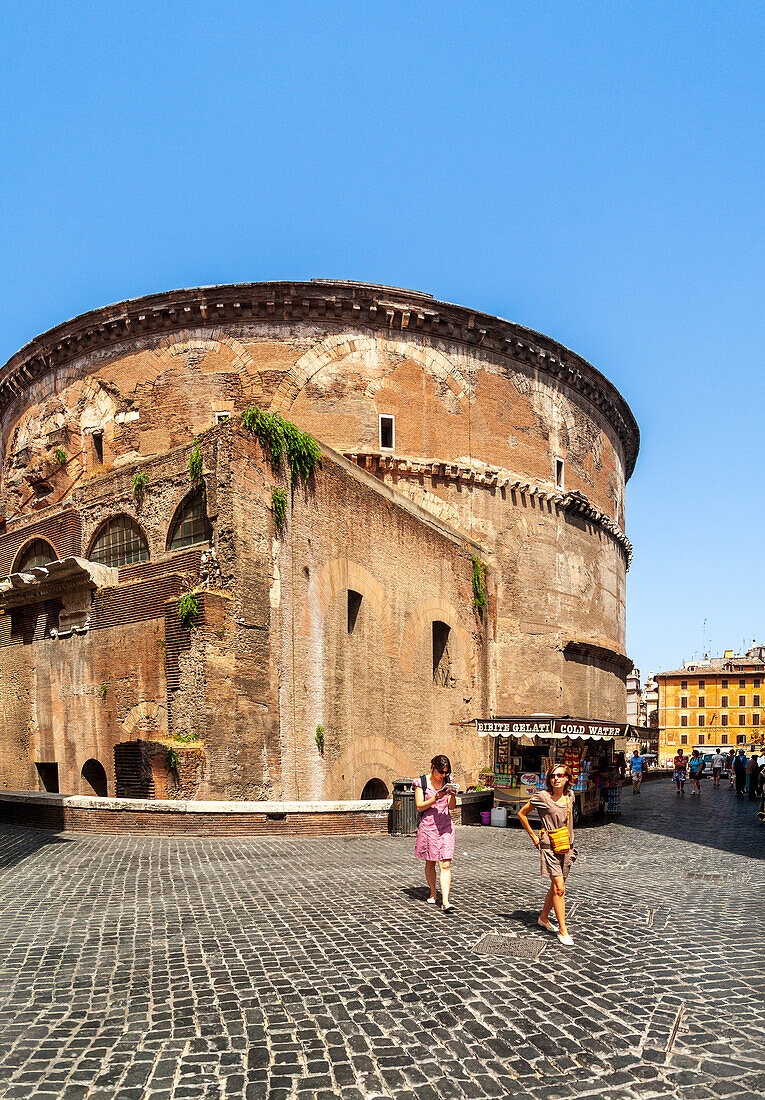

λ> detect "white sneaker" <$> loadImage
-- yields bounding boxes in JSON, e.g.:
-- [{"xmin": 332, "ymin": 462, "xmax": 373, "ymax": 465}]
[{"xmin": 557, "ymin": 932, "xmax": 575, "ymax": 946}]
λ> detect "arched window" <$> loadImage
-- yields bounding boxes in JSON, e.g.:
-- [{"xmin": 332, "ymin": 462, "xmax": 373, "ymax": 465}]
[
  {"xmin": 167, "ymin": 490, "xmax": 212, "ymax": 551},
  {"xmin": 81, "ymin": 759, "xmax": 108, "ymax": 797},
  {"xmin": 89, "ymin": 516, "xmax": 149, "ymax": 567},
  {"xmin": 14, "ymin": 539, "xmax": 58, "ymax": 573}
]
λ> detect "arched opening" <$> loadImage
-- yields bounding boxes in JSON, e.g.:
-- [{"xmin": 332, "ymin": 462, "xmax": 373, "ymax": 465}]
[
  {"xmin": 81, "ymin": 758, "xmax": 108, "ymax": 797},
  {"xmin": 13, "ymin": 538, "xmax": 58, "ymax": 573},
  {"xmin": 361, "ymin": 777, "xmax": 388, "ymax": 799},
  {"xmin": 167, "ymin": 488, "xmax": 212, "ymax": 551},
  {"xmin": 88, "ymin": 515, "xmax": 149, "ymax": 567}
]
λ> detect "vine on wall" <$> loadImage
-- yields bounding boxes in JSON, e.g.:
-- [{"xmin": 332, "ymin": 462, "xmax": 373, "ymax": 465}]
[
  {"xmin": 271, "ymin": 487, "xmax": 288, "ymax": 534},
  {"xmin": 241, "ymin": 406, "xmax": 321, "ymax": 489},
  {"xmin": 472, "ymin": 557, "xmax": 488, "ymax": 612}
]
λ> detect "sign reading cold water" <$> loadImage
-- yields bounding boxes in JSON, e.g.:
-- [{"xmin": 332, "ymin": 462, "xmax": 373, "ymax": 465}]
[{"xmin": 476, "ymin": 717, "xmax": 628, "ymax": 738}]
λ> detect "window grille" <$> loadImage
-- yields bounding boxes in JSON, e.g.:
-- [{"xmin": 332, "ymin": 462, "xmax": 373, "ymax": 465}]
[
  {"xmin": 168, "ymin": 491, "xmax": 212, "ymax": 550},
  {"xmin": 16, "ymin": 539, "xmax": 57, "ymax": 572},
  {"xmin": 90, "ymin": 517, "xmax": 149, "ymax": 567}
]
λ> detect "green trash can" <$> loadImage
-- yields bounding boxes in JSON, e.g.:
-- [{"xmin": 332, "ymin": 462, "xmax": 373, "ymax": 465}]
[{"xmin": 391, "ymin": 778, "xmax": 418, "ymax": 836}]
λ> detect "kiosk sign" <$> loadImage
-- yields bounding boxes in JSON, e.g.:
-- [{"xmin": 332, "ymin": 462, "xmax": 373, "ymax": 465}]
[{"xmin": 475, "ymin": 717, "xmax": 627, "ymax": 739}]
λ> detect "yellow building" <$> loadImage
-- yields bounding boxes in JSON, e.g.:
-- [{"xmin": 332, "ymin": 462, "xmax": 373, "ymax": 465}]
[{"xmin": 657, "ymin": 647, "xmax": 765, "ymax": 763}]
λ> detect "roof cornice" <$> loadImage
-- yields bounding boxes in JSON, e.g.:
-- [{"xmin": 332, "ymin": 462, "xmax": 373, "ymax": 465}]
[{"xmin": 0, "ymin": 280, "xmax": 640, "ymax": 478}]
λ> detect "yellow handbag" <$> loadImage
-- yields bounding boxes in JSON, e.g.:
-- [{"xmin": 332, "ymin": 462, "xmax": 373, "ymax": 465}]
[{"xmin": 545, "ymin": 798, "xmax": 571, "ymax": 854}]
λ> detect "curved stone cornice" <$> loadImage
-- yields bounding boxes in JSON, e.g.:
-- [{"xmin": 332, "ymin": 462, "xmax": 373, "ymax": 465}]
[{"xmin": 0, "ymin": 280, "xmax": 639, "ymax": 478}]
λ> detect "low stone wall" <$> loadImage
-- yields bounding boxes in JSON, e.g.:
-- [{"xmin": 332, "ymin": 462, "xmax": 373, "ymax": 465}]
[
  {"xmin": 0, "ymin": 789, "xmax": 494, "ymax": 837},
  {"xmin": 0, "ymin": 792, "xmax": 393, "ymax": 837}
]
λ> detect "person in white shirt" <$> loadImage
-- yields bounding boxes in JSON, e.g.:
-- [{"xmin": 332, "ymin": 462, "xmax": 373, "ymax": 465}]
[{"xmin": 710, "ymin": 749, "xmax": 725, "ymax": 789}]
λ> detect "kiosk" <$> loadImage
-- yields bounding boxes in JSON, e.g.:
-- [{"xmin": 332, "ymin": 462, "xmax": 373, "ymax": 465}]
[{"xmin": 476, "ymin": 716, "xmax": 629, "ymax": 824}]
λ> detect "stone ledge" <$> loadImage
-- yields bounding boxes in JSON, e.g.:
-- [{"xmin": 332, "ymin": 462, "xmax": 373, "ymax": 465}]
[{"xmin": 0, "ymin": 791, "xmax": 392, "ymax": 814}]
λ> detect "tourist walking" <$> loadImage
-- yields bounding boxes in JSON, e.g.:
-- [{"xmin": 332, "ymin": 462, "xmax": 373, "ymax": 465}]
[
  {"xmin": 413, "ymin": 755, "xmax": 457, "ymax": 912},
  {"xmin": 746, "ymin": 753, "xmax": 759, "ymax": 800},
  {"xmin": 673, "ymin": 749, "xmax": 688, "ymax": 794},
  {"xmin": 710, "ymin": 748, "xmax": 725, "ymax": 788},
  {"xmin": 732, "ymin": 748, "xmax": 748, "ymax": 797},
  {"xmin": 688, "ymin": 748, "xmax": 705, "ymax": 795},
  {"xmin": 517, "ymin": 765, "xmax": 577, "ymax": 947},
  {"xmin": 628, "ymin": 748, "xmax": 646, "ymax": 793}
]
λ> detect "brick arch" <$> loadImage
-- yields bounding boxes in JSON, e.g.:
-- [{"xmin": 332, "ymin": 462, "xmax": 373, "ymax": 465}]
[
  {"xmin": 121, "ymin": 700, "xmax": 168, "ymax": 737},
  {"xmin": 11, "ymin": 536, "xmax": 59, "ymax": 573},
  {"xmin": 399, "ymin": 596, "xmax": 475, "ymax": 681},
  {"xmin": 326, "ymin": 739, "xmax": 419, "ymax": 796},
  {"xmin": 301, "ymin": 558, "xmax": 397, "ymax": 659},
  {"xmin": 147, "ymin": 330, "xmax": 264, "ymax": 403},
  {"xmin": 270, "ymin": 333, "xmax": 472, "ymax": 415}
]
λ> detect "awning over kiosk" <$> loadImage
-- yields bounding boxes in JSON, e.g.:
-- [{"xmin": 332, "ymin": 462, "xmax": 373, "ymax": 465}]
[{"xmin": 475, "ymin": 717, "xmax": 629, "ymax": 741}]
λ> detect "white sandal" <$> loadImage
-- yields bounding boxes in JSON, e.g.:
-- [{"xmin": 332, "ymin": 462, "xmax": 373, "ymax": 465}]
[
  {"xmin": 557, "ymin": 932, "xmax": 575, "ymax": 946},
  {"xmin": 426, "ymin": 896, "xmax": 437, "ymax": 904},
  {"xmin": 537, "ymin": 917, "xmax": 558, "ymax": 932}
]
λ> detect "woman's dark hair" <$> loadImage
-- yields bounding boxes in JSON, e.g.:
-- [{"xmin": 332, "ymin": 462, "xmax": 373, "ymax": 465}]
[
  {"xmin": 545, "ymin": 764, "xmax": 573, "ymax": 795},
  {"xmin": 431, "ymin": 755, "xmax": 451, "ymax": 776}
]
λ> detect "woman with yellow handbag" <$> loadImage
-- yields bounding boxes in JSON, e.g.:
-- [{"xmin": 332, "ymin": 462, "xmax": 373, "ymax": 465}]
[{"xmin": 517, "ymin": 765, "xmax": 577, "ymax": 946}]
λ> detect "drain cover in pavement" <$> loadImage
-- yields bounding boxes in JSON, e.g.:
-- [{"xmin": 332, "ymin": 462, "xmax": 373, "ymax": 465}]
[{"xmin": 471, "ymin": 932, "xmax": 546, "ymax": 959}]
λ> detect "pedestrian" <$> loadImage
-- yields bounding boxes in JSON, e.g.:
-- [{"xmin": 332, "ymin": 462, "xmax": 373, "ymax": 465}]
[
  {"xmin": 413, "ymin": 755, "xmax": 457, "ymax": 912},
  {"xmin": 732, "ymin": 748, "xmax": 747, "ymax": 798},
  {"xmin": 727, "ymin": 749, "xmax": 736, "ymax": 788},
  {"xmin": 746, "ymin": 753, "xmax": 759, "ymax": 800},
  {"xmin": 757, "ymin": 750, "xmax": 765, "ymax": 798},
  {"xmin": 688, "ymin": 748, "xmax": 705, "ymax": 795},
  {"xmin": 517, "ymin": 765, "xmax": 577, "ymax": 947},
  {"xmin": 615, "ymin": 751, "xmax": 627, "ymax": 783},
  {"xmin": 627, "ymin": 748, "xmax": 646, "ymax": 793},
  {"xmin": 673, "ymin": 749, "xmax": 688, "ymax": 794},
  {"xmin": 710, "ymin": 748, "xmax": 725, "ymax": 789}
]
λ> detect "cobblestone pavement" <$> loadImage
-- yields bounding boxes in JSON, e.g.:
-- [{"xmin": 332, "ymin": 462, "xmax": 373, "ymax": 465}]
[{"xmin": 0, "ymin": 780, "xmax": 763, "ymax": 1100}]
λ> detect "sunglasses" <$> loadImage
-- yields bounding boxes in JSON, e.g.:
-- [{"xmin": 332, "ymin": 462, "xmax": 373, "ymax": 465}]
[{"xmin": 551, "ymin": 773, "xmax": 568, "ymax": 780}]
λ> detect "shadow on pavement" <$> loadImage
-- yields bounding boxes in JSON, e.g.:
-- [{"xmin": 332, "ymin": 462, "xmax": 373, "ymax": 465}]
[
  {"xmin": 614, "ymin": 778, "xmax": 765, "ymax": 860},
  {"xmin": 0, "ymin": 823, "xmax": 73, "ymax": 872}
]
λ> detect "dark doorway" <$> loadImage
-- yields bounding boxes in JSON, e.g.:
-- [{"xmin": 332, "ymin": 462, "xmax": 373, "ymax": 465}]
[
  {"xmin": 35, "ymin": 762, "xmax": 59, "ymax": 793},
  {"xmin": 81, "ymin": 759, "xmax": 108, "ymax": 797},
  {"xmin": 433, "ymin": 620, "xmax": 451, "ymax": 684},
  {"xmin": 361, "ymin": 777, "xmax": 388, "ymax": 799},
  {"xmin": 348, "ymin": 589, "xmax": 363, "ymax": 634}
]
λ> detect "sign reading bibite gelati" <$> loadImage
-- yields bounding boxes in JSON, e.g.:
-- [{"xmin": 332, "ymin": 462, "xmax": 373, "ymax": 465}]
[{"xmin": 475, "ymin": 717, "xmax": 628, "ymax": 739}]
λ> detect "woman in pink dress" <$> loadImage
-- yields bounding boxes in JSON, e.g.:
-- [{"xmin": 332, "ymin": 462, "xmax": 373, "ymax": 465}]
[{"xmin": 413, "ymin": 755, "xmax": 457, "ymax": 912}]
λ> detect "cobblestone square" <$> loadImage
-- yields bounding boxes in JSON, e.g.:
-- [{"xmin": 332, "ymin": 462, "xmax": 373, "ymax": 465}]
[{"xmin": 0, "ymin": 781, "xmax": 763, "ymax": 1099}]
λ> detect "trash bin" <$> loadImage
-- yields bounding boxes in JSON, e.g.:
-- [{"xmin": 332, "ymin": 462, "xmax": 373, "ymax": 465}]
[{"xmin": 391, "ymin": 778, "xmax": 418, "ymax": 836}]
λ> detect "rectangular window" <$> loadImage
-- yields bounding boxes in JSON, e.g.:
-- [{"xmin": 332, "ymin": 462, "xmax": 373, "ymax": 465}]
[
  {"xmin": 754, "ymin": 678, "xmax": 760, "ymax": 688},
  {"xmin": 379, "ymin": 415, "xmax": 395, "ymax": 451},
  {"xmin": 680, "ymin": 734, "xmax": 688, "ymax": 745},
  {"xmin": 432, "ymin": 621, "xmax": 451, "ymax": 685},
  {"xmin": 722, "ymin": 714, "xmax": 728, "ymax": 727},
  {"xmin": 681, "ymin": 697, "xmax": 688, "ymax": 708},
  {"xmin": 739, "ymin": 678, "xmax": 746, "ymax": 688},
  {"xmin": 698, "ymin": 715, "xmax": 705, "ymax": 727},
  {"xmin": 739, "ymin": 695, "xmax": 746, "ymax": 707},
  {"xmin": 753, "ymin": 714, "xmax": 760, "ymax": 726},
  {"xmin": 347, "ymin": 590, "xmax": 362, "ymax": 634},
  {"xmin": 697, "ymin": 734, "xmax": 705, "ymax": 745},
  {"xmin": 739, "ymin": 714, "xmax": 746, "ymax": 726},
  {"xmin": 214, "ymin": 411, "xmax": 231, "ymax": 424},
  {"xmin": 737, "ymin": 734, "xmax": 746, "ymax": 744},
  {"xmin": 35, "ymin": 762, "xmax": 59, "ymax": 793},
  {"xmin": 92, "ymin": 431, "xmax": 103, "ymax": 464},
  {"xmin": 754, "ymin": 695, "xmax": 760, "ymax": 707},
  {"xmin": 555, "ymin": 458, "xmax": 565, "ymax": 489},
  {"xmin": 722, "ymin": 679, "xmax": 728, "ymax": 689},
  {"xmin": 681, "ymin": 680, "xmax": 687, "ymax": 690},
  {"xmin": 721, "ymin": 695, "xmax": 728, "ymax": 708},
  {"xmin": 698, "ymin": 680, "xmax": 705, "ymax": 689},
  {"xmin": 681, "ymin": 715, "xmax": 688, "ymax": 727},
  {"xmin": 721, "ymin": 733, "xmax": 728, "ymax": 744},
  {"xmin": 698, "ymin": 696, "xmax": 705, "ymax": 707}
]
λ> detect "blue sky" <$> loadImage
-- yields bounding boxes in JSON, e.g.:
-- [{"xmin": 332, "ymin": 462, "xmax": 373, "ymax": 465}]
[{"xmin": 2, "ymin": 1, "xmax": 763, "ymax": 679}]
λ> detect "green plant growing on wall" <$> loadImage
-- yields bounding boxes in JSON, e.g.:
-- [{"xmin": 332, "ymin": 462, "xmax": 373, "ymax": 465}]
[
  {"xmin": 472, "ymin": 557, "xmax": 488, "ymax": 612},
  {"xmin": 99, "ymin": 684, "xmax": 108, "ymax": 699},
  {"xmin": 315, "ymin": 725, "xmax": 325, "ymax": 753},
  {"xmin": 271, "ymin": 487, "xmax": 287, "ymax": 534},
  {"xmin": 241, "ymin": 406, "xmax": 321, "ymax": 489},
  {"xmin": 166, "ymin": 747, "xmax": 180, "ymax": 771},
  {"xmin": 173, "ymin": 732, "xmax": 199, "ymax": 743},
  {"xmin": 177, "ymin": 592, "xmax": 199, "ymax": 629},
  {"xmin": 54, "ymin": 448, "xmax": 67, "ymax": 467},
  {"xmin": 188, "ymin": 443, "xmax": 203, "ymax": 482},
  {"xmin": 132, "ymin": 471, "xmax": 147, "ymax": 504}
]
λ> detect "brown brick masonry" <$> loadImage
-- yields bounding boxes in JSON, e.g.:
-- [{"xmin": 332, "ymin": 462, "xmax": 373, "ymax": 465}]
[{"xmin": 0, "ymin": 791, "xmax": 491, "ymax": 836}]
